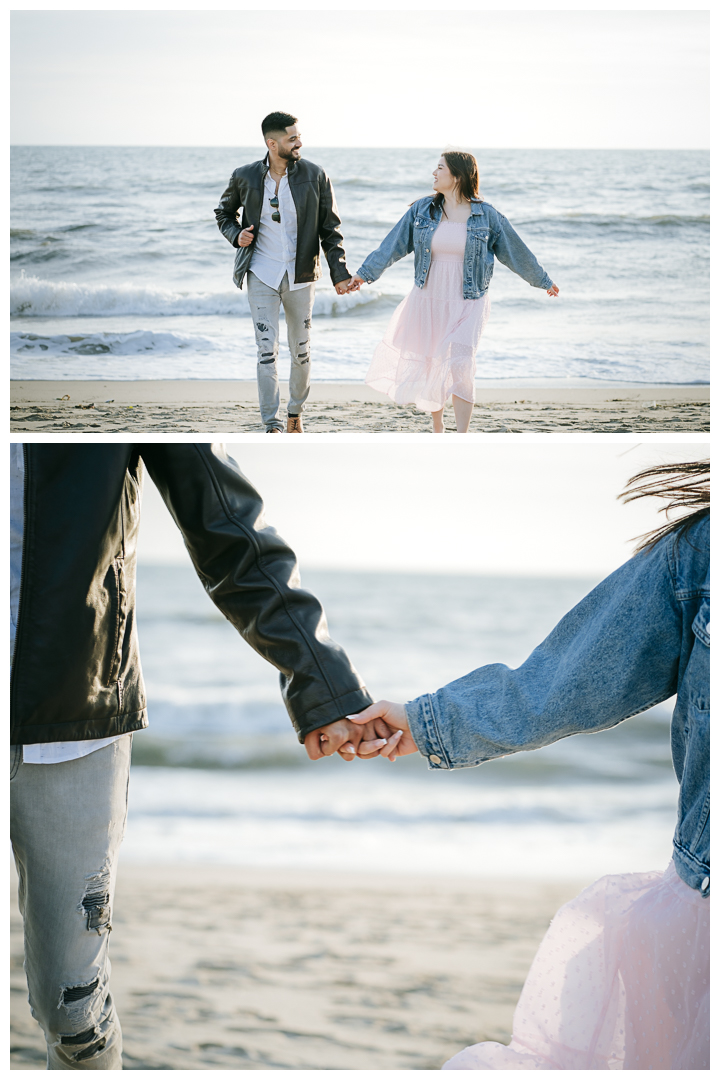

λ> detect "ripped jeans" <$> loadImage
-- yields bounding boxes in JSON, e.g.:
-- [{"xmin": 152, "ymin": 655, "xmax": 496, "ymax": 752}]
[
  {"xmin": 10, "ymin": 735, "xmax": 132, "ymax": 1069},
  {"xmin": 246, "ymin": 271, "xmax": 315, "ymax": 430}
]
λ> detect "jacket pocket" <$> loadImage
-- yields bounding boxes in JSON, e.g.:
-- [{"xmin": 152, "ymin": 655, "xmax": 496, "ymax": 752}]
[
  {"xmin": 106, "ymin": 558, "xmax": 128, "ymax": 686},
  {"xmin": 473, "ymin": 232, "xmax": 492, "ymax": 289},
  {"xmin": 691, "ymin": 597, "xmax": 709, "ymax": 648}
]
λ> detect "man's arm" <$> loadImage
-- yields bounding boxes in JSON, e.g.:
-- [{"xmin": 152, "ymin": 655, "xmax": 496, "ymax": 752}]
[
  {"xmin": 139, "ymin": 444, "xmax": 373, "ymax": 740},
  {"xmin": 317, "ymin": 173, "xmax": 351, "ymax": 286},
  {"xmin": 214, "ymin": 172, "xmax": 244, "ymax": 248}
]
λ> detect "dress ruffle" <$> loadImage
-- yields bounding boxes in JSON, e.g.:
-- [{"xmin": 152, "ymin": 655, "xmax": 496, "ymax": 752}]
[{"xmin": 442, "ymin": 862, "xmax": 709, "ymax": 1071}]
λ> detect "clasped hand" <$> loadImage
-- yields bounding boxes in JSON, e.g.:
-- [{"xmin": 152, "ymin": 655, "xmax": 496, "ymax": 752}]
[
  {"xmin": 304, "ymin": 701, "xmax": 417, "ymax": 763},
  {"xmin": 334, "ymin": 274, "xmax": 366, "ymax": 296}
]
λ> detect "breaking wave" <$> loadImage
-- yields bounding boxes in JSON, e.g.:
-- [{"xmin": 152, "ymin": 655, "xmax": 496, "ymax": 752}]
[{"xmin": 10, "ymin": 273, "xmax": 392, "ymax": 318}]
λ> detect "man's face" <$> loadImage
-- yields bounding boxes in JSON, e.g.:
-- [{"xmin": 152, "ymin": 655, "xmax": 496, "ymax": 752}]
[{"xmin": 270, "ymin": 124, "xmax": 302, "ymax": 162}]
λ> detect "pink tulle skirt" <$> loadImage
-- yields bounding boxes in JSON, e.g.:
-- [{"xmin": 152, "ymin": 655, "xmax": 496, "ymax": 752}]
[
  {"xmin": 443, "ymin": 862, "xmax": 709, "ymax": 1071},
  {"xmin": 365, "ymin": 256, "xmax": 490, "ymax": 413}
]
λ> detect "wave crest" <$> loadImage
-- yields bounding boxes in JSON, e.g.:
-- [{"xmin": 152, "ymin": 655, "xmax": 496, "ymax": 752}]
[{"xmin": 10, "ymin": 273, "xmax": 391, "ymax": 318}]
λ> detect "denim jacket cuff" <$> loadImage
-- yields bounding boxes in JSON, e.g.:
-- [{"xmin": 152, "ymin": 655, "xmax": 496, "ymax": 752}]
[
  {"xmin": 357, "ymin": 268, "xmax": 374, "ymax": 284},
  {"xmin": 405, "ymin": 694, "xmax": 452, "ymax": 769},
  {"xmin": 539, "ymin": 271, "xmax": 553, "ymax": 290}
]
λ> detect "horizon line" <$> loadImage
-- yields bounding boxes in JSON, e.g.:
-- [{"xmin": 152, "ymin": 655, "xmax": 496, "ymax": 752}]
[{"xmin": 9, "ymin": 144, "xmax": 710, "ymax": 153}]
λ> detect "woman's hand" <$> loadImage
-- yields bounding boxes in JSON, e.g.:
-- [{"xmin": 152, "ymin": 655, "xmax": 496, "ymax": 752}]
[
  {"xmin": 347, "ymin": 274, "xmax": 366, "ymax": 292},
  {"xmin": 237, "ymin": 225, "xmax": 255, "ymax": 248},
  {"xmin": 348, "ymin": 700, "xmax": 418, "ymax": 762},
  {"xmin": 547, "ymin": 283, "xmax": 559, "ymax": 297},
  {"xmin": 305, "ymin": 717, "xmax": 393, "ymax": 762}
]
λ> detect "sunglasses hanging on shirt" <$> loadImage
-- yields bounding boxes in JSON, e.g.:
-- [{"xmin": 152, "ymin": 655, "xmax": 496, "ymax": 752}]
[{"xmin": 269, "ymin": 195, "xmax": 280, "ymax": 223}]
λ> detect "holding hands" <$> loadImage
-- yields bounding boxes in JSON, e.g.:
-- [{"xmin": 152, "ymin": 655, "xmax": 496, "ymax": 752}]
[
  {"xmin": 335, "ymin": 274, "xmax": 366, "ymax": 295},
  {"xmin": 304, "ymin": 701, "xmax": 418, "ymax": 763}
]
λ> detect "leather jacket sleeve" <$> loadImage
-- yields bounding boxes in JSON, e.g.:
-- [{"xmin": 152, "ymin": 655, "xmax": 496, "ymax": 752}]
[
  {"xmin": 139, "ymin": 444, "xmax": 373, "ymax": 740},
  {"xmin": 214, "ymin": 172, "xmax": 244, "ymax": 248},
  {"xmin": 318, "ymin": 172, "xmax": 350, "ymax": 284}
]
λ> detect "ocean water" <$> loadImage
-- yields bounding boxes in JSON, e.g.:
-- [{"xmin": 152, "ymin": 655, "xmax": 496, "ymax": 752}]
[
  {"xmin": 10, "ymin": 147, "xmax": 708, "ymax": 384},
  {"xmin": 123, "ymin": 563, "xmax": 679, "ymax": 880}
]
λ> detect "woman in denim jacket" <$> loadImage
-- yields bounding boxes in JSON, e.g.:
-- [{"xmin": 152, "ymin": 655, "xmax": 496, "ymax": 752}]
[
  {"xmin": 346, "ymin": 461, "xmax": 710, "ymax": 1070},
  {"xmin": 348, "ymin": 152, "xmax": 558, "ymax": 433}
]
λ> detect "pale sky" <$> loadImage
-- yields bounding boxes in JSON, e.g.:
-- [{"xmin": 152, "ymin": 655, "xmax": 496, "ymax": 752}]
[
  {"xmin": 10, "ymin": 9, "xmax": 709, "ymax": 148},
  {"xmin": 137, "ymin": 442, "xmax": 709, "ymax": 579}
]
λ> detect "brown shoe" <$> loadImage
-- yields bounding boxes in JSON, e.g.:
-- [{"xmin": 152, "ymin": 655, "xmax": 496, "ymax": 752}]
[
  {"xmin": 287, "ymin": 415, "xmax": 304, "ymax": 433},
  {"xmin": 266, "ymin": 427, "xmax": 282, "ymax": 434}
]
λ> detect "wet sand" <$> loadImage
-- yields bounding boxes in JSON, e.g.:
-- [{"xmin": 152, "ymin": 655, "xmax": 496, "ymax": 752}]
[
  {"xmin": 11, "ymin": 863, "xmax": 587, "ymax": 1070},
  {"xmin": 10, "ymin": 380, "xmax": 709, "ymax": 433}
]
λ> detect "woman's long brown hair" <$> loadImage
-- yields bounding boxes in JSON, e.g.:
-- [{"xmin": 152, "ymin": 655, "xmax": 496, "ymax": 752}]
[
  {"xmin": 620, "ymin": 460, "xmax": 709, "ymax": 552},
  {"xmin": 413, "ymin": 151, "xmax": 483, "ymax": 214}
]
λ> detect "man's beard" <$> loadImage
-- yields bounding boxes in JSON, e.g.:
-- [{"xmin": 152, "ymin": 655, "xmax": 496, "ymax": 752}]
[{"xmin": 278, "ymin": 146, "xmax": 301, "ymax": 162}]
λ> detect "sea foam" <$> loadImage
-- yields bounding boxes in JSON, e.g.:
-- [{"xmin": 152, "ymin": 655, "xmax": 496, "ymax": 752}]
[{"xmin": 10, "ymin": 273, "xmax": 388, "ymax": 319}]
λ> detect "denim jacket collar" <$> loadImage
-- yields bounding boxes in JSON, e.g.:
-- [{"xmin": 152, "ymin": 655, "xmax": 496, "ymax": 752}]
[{"xmin": 428, "ymin": 195, "xmax": 485, "ymax": 220}]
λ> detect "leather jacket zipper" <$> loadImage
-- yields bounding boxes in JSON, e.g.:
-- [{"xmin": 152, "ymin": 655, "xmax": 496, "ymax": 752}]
[{"xmin": 10, "ymin": 444, "xmax": 29, "ymax": 720}]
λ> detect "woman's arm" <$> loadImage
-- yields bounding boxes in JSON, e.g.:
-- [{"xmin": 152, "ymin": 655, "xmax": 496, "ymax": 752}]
[
  {"xmin": 406, "ymin": 538, "xmax": 681, "ymax": 769},
  {"xmin": 490, "ymin": 211, "xmax": 554, "ymax": 291},
  {"xmin": 354, "ymin": 206, "xmax": 417, "ymax": 284}
]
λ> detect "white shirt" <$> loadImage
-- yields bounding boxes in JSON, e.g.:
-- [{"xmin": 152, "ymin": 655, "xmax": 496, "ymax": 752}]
[
  {"xmin": 249, "ymin": 172, "xmax": 311, "ymax": 292},
  {"xmin": 11, "ymin": 443, "xmax": 123, "ymax": 764}
]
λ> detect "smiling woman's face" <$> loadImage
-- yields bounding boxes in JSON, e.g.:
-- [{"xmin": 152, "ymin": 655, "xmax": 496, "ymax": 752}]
[{"xmin": 432, "ymin": 156, "xmax": 456, "ymax": 195}]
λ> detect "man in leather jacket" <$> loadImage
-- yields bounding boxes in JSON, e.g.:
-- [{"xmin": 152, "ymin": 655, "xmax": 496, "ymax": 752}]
[
  {"xmin": 214, "ymin": 111, "xmax": 353, "ymax": 434},
  {"xmin": 10, "ymin": 442, "xmax": 372, "ymax": 1069}
]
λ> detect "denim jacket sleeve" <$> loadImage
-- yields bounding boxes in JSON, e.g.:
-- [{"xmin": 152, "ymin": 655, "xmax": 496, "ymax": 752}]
[
  {"xmin": 490, "ymin": 212, "xmax": 553, "ymax": 291},
  {"xmin": 406, "ymin": 538, "xmax": 682, "ymax": 769},
  {"xmin": 356, "ymin": 206, "xmax": 416, "ymax": 283}
]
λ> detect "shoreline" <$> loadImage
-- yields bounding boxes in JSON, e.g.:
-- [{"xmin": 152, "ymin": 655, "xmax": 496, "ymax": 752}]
[
  {"xmin": 10, "ymin": 380, "xmax": 709, "ymax": 433},
  {"xmin": 11, "ymin": 862, "xmax": 589, "ymax": 1070}
]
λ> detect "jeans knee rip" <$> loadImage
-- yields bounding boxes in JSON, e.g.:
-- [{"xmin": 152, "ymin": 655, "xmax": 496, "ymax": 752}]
[
  {"xmin": 79, "ymin": 867, "xmax": 112, "ymax": 934},
  {"xmin": 56, "ymin": 980, "xmax": 109, "ymax": 1061}
]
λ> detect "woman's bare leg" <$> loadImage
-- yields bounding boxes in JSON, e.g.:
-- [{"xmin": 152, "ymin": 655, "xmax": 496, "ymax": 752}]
[
  {"xmin": 431, "ymin": 408, "xmax": 445, "ymax": 433},
  {"xmin": 452, "ymin": 396, "xmax": 473, "ymax": 433}
]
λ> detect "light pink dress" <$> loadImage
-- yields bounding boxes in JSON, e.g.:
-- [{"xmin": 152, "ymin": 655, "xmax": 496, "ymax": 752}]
[
  {"xmin": 365, "ymin": 220, "xmax": 491, "ymax": 413},
  {"xmin": 443, "ymin": 861, "xmax": 709, "ymax": 1071}
]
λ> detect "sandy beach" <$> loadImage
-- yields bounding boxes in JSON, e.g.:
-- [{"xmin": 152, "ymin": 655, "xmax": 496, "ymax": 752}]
[
  {"xmin": 11, "ymin": 863, "xmax": 588, "ymax": 1070},
  {"xmin": 10, "ymin": 380, "xmax": 708, "ymax": 433}
]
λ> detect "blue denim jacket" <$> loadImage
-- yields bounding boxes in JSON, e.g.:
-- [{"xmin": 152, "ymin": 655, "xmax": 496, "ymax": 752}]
[
  {"xmin": 406, "ymin": 516, "xmax": 710, "ymax": 895},
  {"xmin": 357, "ymin": 196, "xmax": 553, "ymax": 299}
]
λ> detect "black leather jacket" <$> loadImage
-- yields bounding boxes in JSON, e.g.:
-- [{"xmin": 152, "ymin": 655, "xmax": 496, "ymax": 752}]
[
  {"xmin": 10, "ymin": 444, "xmax": 372, "ymax": 746},
  {"xmin": 214, "ymin": 155, "xmax": 349, "ymax": 289}
]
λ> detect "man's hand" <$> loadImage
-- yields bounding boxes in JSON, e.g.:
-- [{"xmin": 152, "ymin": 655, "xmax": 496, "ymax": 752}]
[
  {"xmin": 546, "ymin": 283, "xmax": 559, "ymax": 297},
  {"xmin": 349, "ymin": 700, "xmax": 418, "ymax": 762},
  {"xmin": 304, "ymin": 717, "xmax": 391, "ymax": 762},
  {"xmin": 334, "ymin": 278, "xmax": 353, "ymax": 295},
  {"xmin": 237, "ymin": 225, "xmax": 255, "ymax": 248}
]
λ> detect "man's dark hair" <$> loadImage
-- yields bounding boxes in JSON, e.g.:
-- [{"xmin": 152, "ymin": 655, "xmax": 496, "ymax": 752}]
[{"xmin": 261, "ymin": 112, "xmax": 298, "ymax": 140}]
